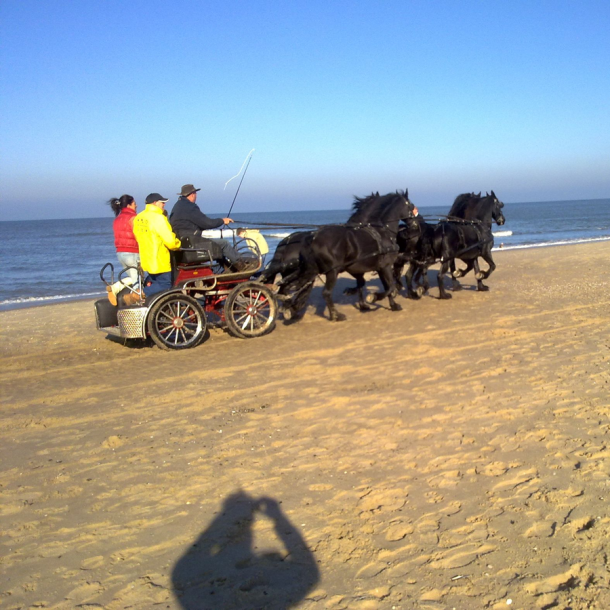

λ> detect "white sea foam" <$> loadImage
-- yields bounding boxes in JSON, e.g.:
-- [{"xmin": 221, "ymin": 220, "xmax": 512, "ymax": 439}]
[
  {"xmin": 0, "ymin": 291, "xmax": 104, "ymax": 307},
  {"xmin": 268, "ymin": 232, "xmax": 294, "ymax": 239},
  {"xmin": 493, "ymin": 235, "xmax": 610, "ymax": 251},
  {"xmin": 492, "ymin": 230, "xmax": 513, "ymax": 237}
]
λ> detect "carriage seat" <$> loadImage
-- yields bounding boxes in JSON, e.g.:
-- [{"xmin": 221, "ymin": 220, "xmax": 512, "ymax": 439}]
[
  {"xmin": 173, "ymin": 234, "xmax": 263, "ymax": 281},
  {"xmin": 173, "ymin": 236, "xmax": 218, "ymax": 268}
]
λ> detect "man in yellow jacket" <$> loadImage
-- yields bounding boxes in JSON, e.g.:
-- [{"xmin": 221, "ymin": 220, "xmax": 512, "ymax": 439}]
[{"xmin": 133, "ymin": 193, "xmax": 182, "ymax": 299}]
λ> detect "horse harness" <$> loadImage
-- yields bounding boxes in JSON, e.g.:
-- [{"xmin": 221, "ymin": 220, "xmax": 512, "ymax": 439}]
[{"xmin": 441, "ymin": 217, "xmax": 493, "ymax": 260}]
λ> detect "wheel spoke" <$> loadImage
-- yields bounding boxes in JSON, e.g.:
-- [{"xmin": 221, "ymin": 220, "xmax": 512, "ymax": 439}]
[
  {"xmin": 234, "ymin": 312, "xmax": 250, "ymax": 326},
  {"xmin": 250, "ymin": 291, "xmax": 262, "ymax": 307},
  {"xmin": 233, "ymin": 306, "xmax": 249, "ymax": 318},
  {"xmin": 253, "ymin": 312, "xmax": 269, "ymax": 326}
]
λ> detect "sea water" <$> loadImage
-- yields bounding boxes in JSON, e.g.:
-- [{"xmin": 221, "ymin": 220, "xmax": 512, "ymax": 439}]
[{"xmin": 0, "ymin": 198, "xmax": 608, "ymax": 310}]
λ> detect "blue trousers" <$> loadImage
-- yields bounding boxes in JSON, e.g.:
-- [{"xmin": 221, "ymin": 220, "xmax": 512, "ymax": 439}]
[{"xmin": 144, "ymin": 272, "xmax": 173, "ymax": 297}]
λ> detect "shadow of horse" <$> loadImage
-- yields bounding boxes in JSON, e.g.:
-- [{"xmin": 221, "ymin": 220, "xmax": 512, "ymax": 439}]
[
  {"xmin": 172, "ymin": 491, "xmax": 320, "ymax": 609},
  {"xmin": 289, "ymin": 276, "xmax": 403, "ymax": 321}
]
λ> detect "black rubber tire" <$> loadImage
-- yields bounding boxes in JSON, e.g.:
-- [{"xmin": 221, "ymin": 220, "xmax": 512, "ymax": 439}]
[
  {"xmin": 224, "ymin": 282, "xmax": 277, "ymax": 338},
  {"xmin": 147, "ymin": 293, "xmax": 207, "ymax": 350}
]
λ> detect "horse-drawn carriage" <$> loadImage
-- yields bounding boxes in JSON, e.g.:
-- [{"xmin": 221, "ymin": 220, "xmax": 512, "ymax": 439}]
[{"xmin": 94, "ymin": 235, "xmax": 278, "ymax": 350}]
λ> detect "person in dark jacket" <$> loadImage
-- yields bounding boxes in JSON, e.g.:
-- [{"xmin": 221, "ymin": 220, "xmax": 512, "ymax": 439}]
[{"xmin": 170, "ymin": 183, "xmax": 244, "ymax": 268}]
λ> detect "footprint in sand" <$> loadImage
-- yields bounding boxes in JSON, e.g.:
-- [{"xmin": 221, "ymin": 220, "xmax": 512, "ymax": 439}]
[
  {"xmin": 357, "ymin": 487, "xmax": 408, "ymax": 513},
  {"xmin": 428, "ymin": 543, "xmax": 496, "ymax": 569}
]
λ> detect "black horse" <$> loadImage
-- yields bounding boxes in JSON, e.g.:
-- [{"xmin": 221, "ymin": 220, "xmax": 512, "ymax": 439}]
[
  {"xmin": 260, "ymin": 230, "xmax": 314, "ymax": 290},
  {"xmin": 434, "ymin": 190, "xmax": 505, "ymax": 299},
  {"xmin": 262, "ymin": 190, "xmax": 415, "ymax": 321},
  {"xmin": 396, "ymin": 191, "xmax": 505, "ymax": 300},
  {"xmin": 392, "ymin": 194, "xmax": 484, "ymax": 298},
  {"xmin": 394, "ymin": 214, "xmax": 436, "ymax": 299}
]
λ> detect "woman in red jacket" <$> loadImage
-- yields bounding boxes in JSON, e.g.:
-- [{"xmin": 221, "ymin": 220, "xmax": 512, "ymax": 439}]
[{"xmin": 107, "ymin": 194, "xmax": 140, "ymax": 302}]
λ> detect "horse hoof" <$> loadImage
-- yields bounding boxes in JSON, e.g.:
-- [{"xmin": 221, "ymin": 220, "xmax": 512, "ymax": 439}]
[
  {"xmin": 478, "ymin": 285, "xmax": 490, "ymax": 292},
  {"xmin": 365, "ymin": 292, "xmax": 376, "ymax": 305},
  {"xmin": 452, "ymin": 270, "xmax": 463, "ymax": 278},
  {"xmin": 439, "ymin": 293, "xmax": 452, "ymax": 300},
  {"xmin": 359, "ymin": 303, "xmax": 372, "ymax": 311},
  {"xmin": 332, "ymin": 313, "xmax": 347, "ymax": 322},
  {"xmin": 475, "ymin": 272, "xmax": 484, "ymax": 280},
  {"xmin": 391, "ymin": 303, "xmax": 402, "ymax": 312},
  {"xmin": 416, "ymin": 286, "xmax": 425, "ymax": 297},
  {"xmin": 283, "ymin": 308, "xmax": 293, "ymax": 321}
]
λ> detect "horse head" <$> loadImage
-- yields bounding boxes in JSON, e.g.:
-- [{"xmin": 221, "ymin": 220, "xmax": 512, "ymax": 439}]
[{"xmin": 489, "ymin": 190, "xmax": 505, "ymax": 226}]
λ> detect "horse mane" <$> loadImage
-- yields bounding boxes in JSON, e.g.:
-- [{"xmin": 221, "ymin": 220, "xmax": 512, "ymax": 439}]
[
  {"xmin": 448, "ymin": 192, "xmax": 481, "ymax": 217},
  {"xmin": 350, "ymin": 192, "xmax": 379, "ymax": 216},
  {"xmin": 348, "ymin": 190, "xmax": 409, "ymax": 225}
]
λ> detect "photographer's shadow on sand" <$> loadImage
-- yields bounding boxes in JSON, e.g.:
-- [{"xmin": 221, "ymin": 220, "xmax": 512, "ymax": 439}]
[{"xmin": 172, "ymin": 491, "xmax": 320, "ymax": 609}]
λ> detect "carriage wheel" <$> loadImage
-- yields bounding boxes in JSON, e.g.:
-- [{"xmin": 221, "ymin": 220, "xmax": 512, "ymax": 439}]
[
  {"xmin": 224, "ymin": 282, "xmax": 277, "ymax": 338},
  {"xmin": 147, "ymin": 293, "xmax": 207, "ymax": 350}
]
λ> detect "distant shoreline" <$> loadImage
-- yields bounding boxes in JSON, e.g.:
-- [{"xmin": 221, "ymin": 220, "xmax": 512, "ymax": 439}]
[{"xmin": 1, "ymin": 196, "xmax": 608, "ymax": 223}]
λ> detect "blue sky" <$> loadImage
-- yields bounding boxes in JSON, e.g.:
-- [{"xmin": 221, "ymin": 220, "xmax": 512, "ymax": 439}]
[{"xmin": 1, "ymin": 0, "xmax": 609, "ymax": 220}]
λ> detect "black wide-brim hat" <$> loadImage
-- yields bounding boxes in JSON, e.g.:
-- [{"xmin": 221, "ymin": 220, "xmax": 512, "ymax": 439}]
[{"xmin": 179, "ymin": 184, "xmax": 201, "ymax": 197}]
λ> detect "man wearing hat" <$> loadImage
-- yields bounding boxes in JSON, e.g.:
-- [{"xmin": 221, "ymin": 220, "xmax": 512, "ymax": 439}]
[
  {"xmin": 170, "ymin": 183, "xmax": 244, "ymax": 270},
  {"xmin": 132, "ymin": 193, "xmax": 182, "ymax": 300}
]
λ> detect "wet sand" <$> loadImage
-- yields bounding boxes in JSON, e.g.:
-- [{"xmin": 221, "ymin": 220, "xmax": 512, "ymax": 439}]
[{"xmin": 1, "ymin": 242, "xmax": 610, "ymax": 610}]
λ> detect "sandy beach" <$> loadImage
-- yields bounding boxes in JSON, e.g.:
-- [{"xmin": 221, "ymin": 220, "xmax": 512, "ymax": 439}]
[{"xmin": 1, "ymin": 241, "xmax": 610, "ymax": 610}]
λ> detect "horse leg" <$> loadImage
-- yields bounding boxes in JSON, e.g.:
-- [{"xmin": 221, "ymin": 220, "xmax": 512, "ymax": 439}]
[
  {"xmin": 405, "ymin": 261, "xmax": 420, "ymax": 299},
  {"xmin": 452, "ymin": 259, "xmax": 473, "ymax": 278},
  {"xmin": 475, "ymin": 248, "xmax": 495, "ymax": 290},
  {"xmin": 437, "ymin": 259, "xmax": 453, "ymax": 299},
  {"xmin": 449, "ymin": 260, "xmax": 462, "ymax": 291},
  {"xmin": 478, "ymin": 250, "xmax": 496, "ymax": 280},
  {"xmin": 452, "ymin": 259, "xmax": 475, "ymax": 279},
  {"xmin": 354, "ymin": 274, "xmax": 372, "ymax": 311},
  {"xmin": 379, "ymin": 266, "xmax": 402, "ymax": 311},
  {"xmin": 323, "ymin": 270, "xmax": 345, "ymax": 321},
  {"xmin": 393, "ymin": 260, "xmax": 405, "ymax": 290},
  {"xmin": 421, "ymin": 265, "xmax": 430, "ymax": 294},
  {"xmin": 289, "ymin": 281, "xmax": 315, "ymax": 318},
  {"xmin": 414, "ymin": 263, "xmax": 430, "ymax": 294},
  {"xmin": 280, "ymin": 276, "xmax": 314, "ymax": 321},
  {"xmin": 472, "ymin": 259, "xmax": 489, "ymax": 292}
]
